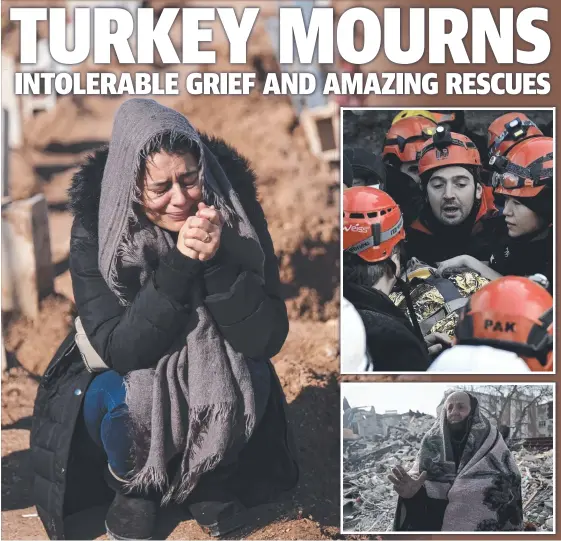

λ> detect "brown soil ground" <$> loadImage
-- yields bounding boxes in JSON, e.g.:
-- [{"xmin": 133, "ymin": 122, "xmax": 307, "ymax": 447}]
[{"xmin": 1, "ymin": 3, "xmax": 346, "ymax": 539}]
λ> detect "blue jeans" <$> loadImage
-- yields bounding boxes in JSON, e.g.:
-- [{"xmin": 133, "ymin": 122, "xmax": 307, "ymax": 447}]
[{"xmin": 83, "ymin": 370, "xmax": 133, "ymax": 478}]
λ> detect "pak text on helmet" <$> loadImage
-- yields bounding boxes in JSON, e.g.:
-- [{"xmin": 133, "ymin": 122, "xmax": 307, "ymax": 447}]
[{"xmin": 454, "ymin": 276, "xmax": 553, "ymax": 371}]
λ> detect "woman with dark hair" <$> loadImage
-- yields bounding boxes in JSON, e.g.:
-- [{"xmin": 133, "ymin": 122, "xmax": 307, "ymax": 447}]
[
  {"xmin": 30, "ymin": 99, "xmax": 298, "ymax": 540},
  {"xmin": 438, "ymin": 137, "xmax": 553, "ymax": 291}
]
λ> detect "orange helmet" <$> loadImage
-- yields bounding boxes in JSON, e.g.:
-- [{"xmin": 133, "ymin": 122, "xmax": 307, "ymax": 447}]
[
  {"xmin": 487, "ymin": 112, "xmax": 543, "ymax": 158},
  {"xmin": 417, "ymin": 126, "xmax": 481, "ymax": 178},
  {"xmin": 428, "ymin": 111, "xmax": 459, "ymax": 124},
  {"xmin": 383, "ymin": 116, "xmax": 437, "ymax": 163},
  {"xmin": 343, "ymin": 187, "xmax": 405, "ymax": 263},
  {"xmin": 455, "ymin": 277, "xmax": 553, "ymax": 371},
  {"xmin": 491, "ymin": 136, "xmax": 553, "ymax": 198}
]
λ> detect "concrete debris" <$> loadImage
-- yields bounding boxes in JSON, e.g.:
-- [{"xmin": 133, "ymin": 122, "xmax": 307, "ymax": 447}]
[
  {"xmin": 343, "ymin": 412, "xmax": 554, "ymax": 533},
  {"xmin": 515, "ymin": 448, "xmax": 554, "ymax": 530}
]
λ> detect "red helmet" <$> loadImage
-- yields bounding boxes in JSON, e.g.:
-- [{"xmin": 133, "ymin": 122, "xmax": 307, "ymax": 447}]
[
  {"xmin": 383, "ymin": 116, "xmax": 437, "ymax": 163},
  {"xmin": 429, "ymin": 111, "xmax": 458, "ymax": 124},
  {"xmin": 343, "ymin": 187, "xmax": 405, "ymax": 263},
  {"xmin": 455, "ymin": 276, "xmax": 553, "ymax": 371},
  {"xmin": 491, "ymin": 136, "xmax": 553, "ymax": 198},
  {"xmin": 418, "ymin": 126, "xmax": 481, "ymax": 178},
  {"xmin": 487, "ymin": 112, "xmax": 543, "ymax": 158}
]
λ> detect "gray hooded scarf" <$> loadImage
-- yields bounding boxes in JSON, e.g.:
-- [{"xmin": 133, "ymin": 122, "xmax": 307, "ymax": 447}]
[
  {"xmin": 98, "ymin": 98, "xmax": 265, "ymax": 503},
  {"xmin": 401, "ymin": 394, "xmax": 523, "ymax": 531}
]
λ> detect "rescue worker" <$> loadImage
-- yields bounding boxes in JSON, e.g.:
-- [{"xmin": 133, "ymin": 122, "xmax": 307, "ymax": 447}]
[
  {"xmin": 427, "ymin": 110, "xmax": 465, "ymax": 133},
  {"xmin": 343, "ymin": 147, "xmax": 386, "ymax": 189},
  {"xmin": 382, "ymin": 115, "xmax": 437, "ymax": 185},
  {"xmin": 341, "ymin": 297, "xmax": 373, "ymax": 372},
  {"xmin": 437, "ymin": 137, "xmax": 553, "ymax": 289},
  {"xmin": 343, "ymin": 187, "xmax": 451, "ymax": 371},
  {"xmin": 393, "ymin": 110, "xmax": 487, "ymax": 160},
  {"xmin": 406, "ymin": 126, "xmax": 500, "ymax": 267},
  {"xmin": 346, "ymin": 144, "xmax": 422, "ymax": 227},
  {"xmin": 487, "ymin": 112, "xmax": 544, "ymax": 159},
  {"xmin": 429, "ymin": 277, "xmax": 553, "ymax": 372},
  {"xmin": 391, "ymin": 110, "xmax": 465, "ymax": 128}
]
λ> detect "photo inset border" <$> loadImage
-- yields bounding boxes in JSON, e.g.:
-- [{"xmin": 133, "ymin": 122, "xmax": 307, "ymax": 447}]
[{"xmin": 340, "ymin": 107, "xmax": 555, "ymax": 375}]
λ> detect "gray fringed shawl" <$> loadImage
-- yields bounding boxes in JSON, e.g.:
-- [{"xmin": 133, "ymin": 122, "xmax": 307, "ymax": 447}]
[
  {"xmin": 405, "ymin": 396, "xmax": 523, "ymax": 531},
  {"xmin": 98, "ymin": 98, "xmax": 265, "ymax": 503}
]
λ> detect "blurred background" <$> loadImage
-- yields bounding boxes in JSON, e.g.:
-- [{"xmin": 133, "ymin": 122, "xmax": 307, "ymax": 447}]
[
  {"xmin": 343, "ymin": 109, "xmax": 554, "ymax": 152},
  {"xmin": 1, "ymin": 2, "xmax": 343, "ymax": 539}
]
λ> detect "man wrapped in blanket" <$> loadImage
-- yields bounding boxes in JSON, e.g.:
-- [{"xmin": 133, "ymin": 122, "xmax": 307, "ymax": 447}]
[{"xmin": 390, "ymin": 391, "xmax": 523, "ymax": 532}]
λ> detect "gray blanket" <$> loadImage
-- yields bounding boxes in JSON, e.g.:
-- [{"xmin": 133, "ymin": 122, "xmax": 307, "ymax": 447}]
[
  {"xmin": 408, "ymin": 398, "xmax": 523, "ymax": 531},
  {"xmin": 98, "ymin": 98, "xmax": 265, "ymax": 503}
]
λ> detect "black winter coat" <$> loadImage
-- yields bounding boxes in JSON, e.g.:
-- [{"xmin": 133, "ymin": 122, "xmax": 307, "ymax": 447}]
[
  {"xmin": 344, "ymin": 281, "xmax": 430, "ymax": 371},
  {"xmin": 30, "ymin": 136, "xmax": 299, "ymax": 539},
  {"xmin": 489, "ymin": 228, "xmax": 553, "ymax": 292},
  {"xmin": 405, "ymin": 187, "xmax": 501, "ymax": 267}
]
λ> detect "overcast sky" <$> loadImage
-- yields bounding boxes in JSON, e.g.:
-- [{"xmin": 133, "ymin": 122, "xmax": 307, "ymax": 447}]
[
  {"xmin": 343, "ymin": 383, "xmax": 553, "ymax": 416},
  {"xmin": 343, "ymin": 383, "xmax": 459, "ymax": 416}
]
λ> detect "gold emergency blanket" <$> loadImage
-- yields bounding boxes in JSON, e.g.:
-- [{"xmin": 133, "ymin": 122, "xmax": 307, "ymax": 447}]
[{"xmin": 390, "ymin": 271, "xmax": 490, "ymax": 337}]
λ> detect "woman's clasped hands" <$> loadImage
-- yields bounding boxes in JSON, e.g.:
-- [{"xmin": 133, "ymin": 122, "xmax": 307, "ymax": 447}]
[{"xmin": 178, "ymin": 202, "xmax": 224, "ymax": 261}]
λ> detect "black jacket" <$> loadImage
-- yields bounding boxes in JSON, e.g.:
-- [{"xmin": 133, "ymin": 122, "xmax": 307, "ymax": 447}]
[
  {"xmin": 30, "ymin": 136, "xmax": 299, "ymax": 539},
  {"xmin": 344, "ymin": 281, "xmax": 430, "ymax": 371},
  {"xmin": 489, "ymin": 228, "xmax": 553, "ymax": 292},
  {"xmin": 394, "ymin": 485, "xmax": 448, "ymax": 531},
  {"xmin": 406, "ymin": 187, "xmax": 501, "ymax": 267},
  {"xmin": 385, "ymin": 165, "xmax": 424, "ymax": 228}
]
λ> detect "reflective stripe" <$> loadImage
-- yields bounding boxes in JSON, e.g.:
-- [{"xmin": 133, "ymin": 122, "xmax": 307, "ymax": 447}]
[
  {"xmin": 346, "ymin": 237, "xmax": 374, "ymax": 255},
  {"xmin": 345, "ymin": 215, "xmax": 404, "ymax": 255},
  {"xmin": 379, "ymin": 215, "xmax": 404, "ymax": 243}
]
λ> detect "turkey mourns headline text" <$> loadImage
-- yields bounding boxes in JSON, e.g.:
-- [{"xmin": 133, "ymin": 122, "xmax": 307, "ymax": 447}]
[{"xmin": 10, "ymin": 6, "xmax": 552, "ymax": 96}]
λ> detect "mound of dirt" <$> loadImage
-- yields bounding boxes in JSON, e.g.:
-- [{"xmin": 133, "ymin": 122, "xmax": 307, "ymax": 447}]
[{"xmin": 3, "ymin": 295, "xmax": 75, "ymax": 375}]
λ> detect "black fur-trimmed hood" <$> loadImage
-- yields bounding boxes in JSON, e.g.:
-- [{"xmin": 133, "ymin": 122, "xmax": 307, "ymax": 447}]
[{"xmin": 68, "ymin": 134, "xmax": 259, "ymax": 237}]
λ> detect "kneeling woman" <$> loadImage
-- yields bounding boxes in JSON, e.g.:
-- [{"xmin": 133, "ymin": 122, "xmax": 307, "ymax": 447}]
[
  {"xmin": 31, "ymin": 99, "xmax": 298, "ymax": 540},
  {"xmin": 437, "ymin": 136, "xmax": 553, "ymax": 291}
]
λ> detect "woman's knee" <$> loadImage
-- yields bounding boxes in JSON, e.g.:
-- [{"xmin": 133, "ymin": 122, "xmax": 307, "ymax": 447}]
[{"xmin": 85, "ymin": 370, "xmax": 126, "ymax": 411}]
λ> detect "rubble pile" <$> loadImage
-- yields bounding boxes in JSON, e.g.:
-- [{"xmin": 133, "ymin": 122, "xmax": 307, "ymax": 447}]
[
  {"xmin": 343, "ymin": 415, "xmax": 555, "ymax": 533},
  {"xmin": 343, "ymin": 412, "xmax": 434, "ymax": 532},
  {"xmin": 515, "ymin": 448, "xmax": 554, "ymax": 531}
]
